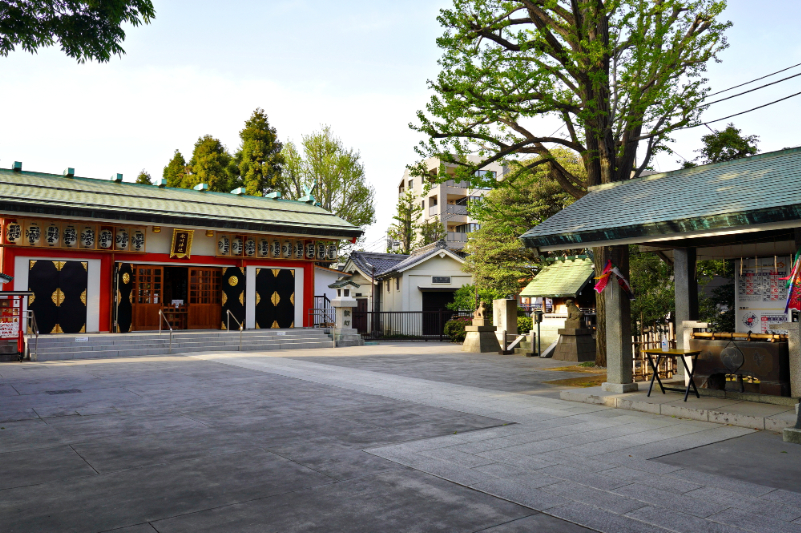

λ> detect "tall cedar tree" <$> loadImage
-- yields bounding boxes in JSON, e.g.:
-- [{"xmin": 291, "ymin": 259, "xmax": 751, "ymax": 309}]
[
  {"xmin": 186, "ymin": 135, "xmax": 238, "ymax": 192},
  {"xmin": 413, "ymin": 0, "xmax": 730, "ymax": 365},
  {"xmin": 163, "ymin": 149, "xmax": 187, "ymax": 188},
  {"xmin": 236, "ymin": 108, "xmax": 285, "ymax": 196},
  {"xmin": 135, "ymin": 169, "xmax": 152, "ymax": 185},
  {"xmin": 0, "ymin": 0, "xmax": 154, "ymax": 62},
  {"xmin": 466, "ymin": 149, "xmax": 579, "ymax": 295},
  {"xmin": 279, "ymin": 126, "xmax": 375, "ymax": 229},
  {"xmin": 387, "ymin": 191, "xmax": 422, "ymax": 255}
]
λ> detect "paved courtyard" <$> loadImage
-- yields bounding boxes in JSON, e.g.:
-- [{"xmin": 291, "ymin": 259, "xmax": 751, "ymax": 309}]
[{"xmin": 1, "ymin": 342, "xmax": 800, "ymax": 532}]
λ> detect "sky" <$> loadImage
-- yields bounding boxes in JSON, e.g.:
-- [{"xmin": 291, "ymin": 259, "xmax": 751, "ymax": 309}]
[{"xmin": 1, "ymin": 0, "xmax": 801, "ymax": 253}]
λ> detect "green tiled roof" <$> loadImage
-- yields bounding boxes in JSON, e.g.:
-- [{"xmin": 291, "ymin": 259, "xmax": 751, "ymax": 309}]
[
  {"xmin": 519, "ymin": 257, "xmax": 594, "ymax": 298},
  {"xmin": 521, "ymin": 147, "xmax": 801, "ymax": 250},
  {"xmin": 0, "ymin": 169, "xmax": 361, "ymax": 239}
]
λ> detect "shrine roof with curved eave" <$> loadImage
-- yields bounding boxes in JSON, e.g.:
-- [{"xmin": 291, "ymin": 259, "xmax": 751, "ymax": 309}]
[
  {"xmin": 0, "ymin": 168, "xmax": 362, "ymax": 239},
  {"xmin": 521, "ymin": 147, "xmax": 801, "ymax": 251}
]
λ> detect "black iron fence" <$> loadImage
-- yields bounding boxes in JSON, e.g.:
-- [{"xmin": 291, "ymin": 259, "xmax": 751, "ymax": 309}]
[{"xmin": 354, "ymin": 310, "xmax": 472, "ymax": 341}]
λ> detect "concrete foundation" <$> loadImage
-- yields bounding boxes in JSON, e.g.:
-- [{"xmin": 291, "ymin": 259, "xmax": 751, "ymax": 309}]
[
  {"xmin": 552, "ymin": 328, "xmax": 595, "ymax": 362},
  {"xmin": 463, "ymin": 324, "xmax": 501, "ymax": 353}
]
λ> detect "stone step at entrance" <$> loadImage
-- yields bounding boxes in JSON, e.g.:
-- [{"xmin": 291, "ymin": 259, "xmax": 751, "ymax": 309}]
[{"xmin": 29, "ymin": 328, "xmax": 333, "ymax": 361}]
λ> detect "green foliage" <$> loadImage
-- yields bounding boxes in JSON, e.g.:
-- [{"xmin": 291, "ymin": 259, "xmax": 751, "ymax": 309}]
[
  {"xmin": 447, "ymin": 284, "xmax": 506, "ymax": 312},
  {"xmin": 0, "ymin": 0, "xmax": 155, "ymax": 62},
  {"xmin": 695, "ymin": 123, "xmax": 759, "ymax": 164},
  {"xmin": 236, "ymin": 108, "xmax": 285, "ymax": 196},
  {"xmin": 418, "ymin": 219, "xmax": 446, "ymax": 247},
  {"xmin": 186, "ymin": 135, "xmax": 238, "ymax": 192},
  {"xmin": 279, "ymin": 126, "xmax": 375, "ymax": 230},
  {"xmin": 163, "ymin": 149, "xmax": 187, "ymax": 188},
  {"xmin": 464, "ymin": 150, "xmax": 579, "ymax": 295},
  {"xmin": 629, "ymin": 246, "xmax": 675, "ymax": 331},
  {"xmin": 135, "ymin": 170, "xmax": 152, "ymax": 185},
  {"xmin": 387, "ymin": 191, "xmax": 421, "ymax": 254},
  {"xmin": 517, "ymin": 316, "xmax": 533, "ymax": 335},
  {"xmin": 411, "ymin": 0, "xmax": 730, "ymax": 191},
  {"xmin": 699, "ymin": 259, "xmax": 735, "ymax": 332},
  {"xmin": 444, "ymin": 317, "xmax": 471, "ymax": 342}
]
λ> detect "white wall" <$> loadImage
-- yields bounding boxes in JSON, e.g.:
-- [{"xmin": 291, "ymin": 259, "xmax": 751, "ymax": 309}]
[
  {"xmin": 381, "ymin": 254, "xmax": 472, "ymax": 312},
  {"xmin": 314, "ymin": 267, "xmax": 340, "ymax": 302},
  {"xmin": 14, "ymin": 255, "xmax": 102, "ymax": 333}
]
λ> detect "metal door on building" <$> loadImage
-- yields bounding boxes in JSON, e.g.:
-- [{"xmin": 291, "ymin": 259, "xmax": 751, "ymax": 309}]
[
  {"xmin": 353, "ymin": 298, "xmax": 368, "ymax": 333},
  {"xmin": 255, "ymin": 268, "xmax": 295, "ymax": 328},
  {"xmin": 115, "ymin": 263, "xmax": 134, "ymax": 332},
  {"xmin": 221, "ymin": 267, "xmax": 246, "ymax": 329},
  {"xmin": 188, "ymin": 267, "xmax": 221, "ymax": 329},
  {"xmin": 131, "ymin": 265, "xmax": 163, "ymax": 330},
  {"xmin": 28, "ymin": 260, "xmax": 88, "ymax": 334},
  {"xmin": 422, "ymin": 291, "xmax": 455, "ymax": 336}
]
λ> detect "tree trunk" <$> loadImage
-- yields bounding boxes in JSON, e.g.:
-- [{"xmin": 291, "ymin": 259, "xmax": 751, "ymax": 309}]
[{"xmin": 593, "ymin": 246, "xmax": 608, "ymax": 367}]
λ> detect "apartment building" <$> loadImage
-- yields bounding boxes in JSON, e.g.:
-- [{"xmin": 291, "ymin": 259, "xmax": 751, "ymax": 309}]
[{"xmin": 396, "ymin": 156, "xmax": 506, "ymax": 250}]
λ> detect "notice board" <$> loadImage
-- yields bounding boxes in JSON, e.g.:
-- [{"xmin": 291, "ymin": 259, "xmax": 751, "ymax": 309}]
[{"xmin": 735, "ymin": 256, "xmax": 791, "ymax": 334}]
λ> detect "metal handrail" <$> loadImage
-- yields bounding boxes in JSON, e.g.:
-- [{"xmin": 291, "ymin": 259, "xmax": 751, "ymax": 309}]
[
  {"xmin": 158, "ymin": 309, "xmax": 174, "ymax": 354},
  {"xmin": 226, "ymin": 309, "xmax": 243, "ymax": 351},
  {"xmin": 25, "ymin": 310, "xmax": 39, "ymax": 361}
]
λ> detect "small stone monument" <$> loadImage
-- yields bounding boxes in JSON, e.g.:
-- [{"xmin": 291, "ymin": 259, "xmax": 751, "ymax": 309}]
[
  {"xmin": 328, "ymin": 280, "xmax": 364, "ymax": 347},
  {"xmin": 463, "ymin": 301, "xmax": 501, "ymax": 352},
  {"xmin": 552, "ymin": 299, "xmax": 595, "ymax": 362},
  {"xmin": 493, "ymin": 298, "xmax": 518, "ymax": 348}
]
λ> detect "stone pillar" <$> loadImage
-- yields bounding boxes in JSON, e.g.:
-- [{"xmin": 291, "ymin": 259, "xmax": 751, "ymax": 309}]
[
  {"xmin": 493, "ymin": 299, "xmax": 518, "ymax": 346},
  {"xmin": 602, "ymin": 245, "xmax": 637, "ymax": 393},
  {"xmin": 674, "ymin": 248, "xmax": 698, "ymax": 350},
  {"xmin": 771, "ymin": 322, "xmax": 801, "ymax": 398}
]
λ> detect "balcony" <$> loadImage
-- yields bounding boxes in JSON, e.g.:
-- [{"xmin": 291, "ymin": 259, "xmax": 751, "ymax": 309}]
[
  {"xmin": 443, "ymin": 179, "xmax": 471, "ymax": 189},
  {"xmin": 446, "ymin": 232, "xmax": 468, "ymax": 243},
  {"xmin": 446, "ymin": 204, "xmax": 468, "ymax": 216},
  {"xmin": 428, "ymin": 204, "xmax": 440, "ymax": 217}
]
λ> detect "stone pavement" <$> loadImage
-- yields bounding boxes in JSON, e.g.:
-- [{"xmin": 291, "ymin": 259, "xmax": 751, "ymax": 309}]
[
  {"xmin": 1, "ymin": 343, "xmax": 801, "ymax": 532},
  {"xmin": 203, "ymin": 347, "xmax": 801, "ymax": 533}
]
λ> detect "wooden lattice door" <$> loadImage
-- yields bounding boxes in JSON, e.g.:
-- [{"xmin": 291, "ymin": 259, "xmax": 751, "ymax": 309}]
[
  {"xmin": 188, "ymin": 267, "xmax": 221, "ymax": 329},
  {"xmin": 131, "ymin": 265, "xmax": 163, "ymax": 331}
]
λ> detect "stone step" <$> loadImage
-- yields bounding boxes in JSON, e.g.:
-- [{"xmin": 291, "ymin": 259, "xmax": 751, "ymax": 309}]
[
  {"xmin": 34, "ymin": 339, "xmax": 333, "ymax": 361},
  {"xmin": 34, "ymin": 335, "xmax": 331, "ymax": 355},
  {"xmin": 33, "ymin": 330, "xmax": 328, "ymax": 348}
]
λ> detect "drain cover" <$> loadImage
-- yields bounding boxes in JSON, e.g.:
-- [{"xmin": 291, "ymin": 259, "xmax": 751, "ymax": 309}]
[{"xmin": 45, "ymin": 389, "xmax": 82, "ymax": 395}]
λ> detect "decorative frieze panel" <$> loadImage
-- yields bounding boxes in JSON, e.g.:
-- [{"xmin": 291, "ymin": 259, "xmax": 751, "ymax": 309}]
[
  {"xmin": 3, "ymin": 218, "xmax": 146, "ymax": 253},
  {"xmin": 215, "ymin": 232, "xmax": 338, "ymax": 261}
]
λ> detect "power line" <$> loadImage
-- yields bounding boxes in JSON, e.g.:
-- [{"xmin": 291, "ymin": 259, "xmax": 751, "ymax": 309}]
[
  {"xmin": 702, "ymin": 71, "xmax": 801, "ymax": 107},
  {"xmin": 706, "ymin": 61, "xmax": 801, "ymax": 98},
  {"xmin": 685, "ymin": 89, "xmax": 801, "ymax": 129}
]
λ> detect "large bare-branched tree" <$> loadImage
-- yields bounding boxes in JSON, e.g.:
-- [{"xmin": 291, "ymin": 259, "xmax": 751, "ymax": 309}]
[{"xmin": 412, "ymin": 0, "xmax": 730, "ymax": 364}]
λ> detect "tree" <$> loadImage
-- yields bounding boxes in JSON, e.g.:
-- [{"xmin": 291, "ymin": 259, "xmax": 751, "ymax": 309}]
[
  {"xmin": 163, "ymin": 149, "xmax": 188, "ymax": 188},
  {"xmin": 683, "ymin": 123, "xmax": 759, "ymax": 167},
  {"xmin": 135, "ymin": 169, "xmax": 152, "ymax": 185},
  {"xmin": 447, "ymin": 284, "xmax": 507, "ymax": 312},
  {"xmin": 387, "ymin": 191, "xmax": 421, "ymax": 255},
  {"xmin": 465, "ymin": 149, "xmax": 579, "ymax": 296},
  {"xmin": 186, "ymin": 135, "xmax": 237, "ymax": 192},
  {"xmin": 418, "ymin": 219, "xmax": 446, "ymax": 247},
  {"xmin": 413, "ymin": 0, "xmax": 730, "ymax": 365},
  {"xmin": 1, "ymin": 0, "xmax": 155, "ymax": 62},
  {"xmin": 279, "ymin": 126, "xmax": 375, "ymax": 229},
  {"xmin": 236, "ymin": 108, "xmax": 285, "ymax": 196}
]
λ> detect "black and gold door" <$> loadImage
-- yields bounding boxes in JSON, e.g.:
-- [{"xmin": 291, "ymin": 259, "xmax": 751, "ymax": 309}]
[
  {"xmin": 255, "ymin": 268, "xmax": 294, "ymax": 329},
  {"xmin": 221, "ymin": 267, "xmax": 246, "ymax": 329},
  {"xmin": 115, "ymin": 263, "xmax": 134, "ymax": 333},
  {"xmin": 28, "ymin": 260, "xmax": 88, "ymax": 334}
]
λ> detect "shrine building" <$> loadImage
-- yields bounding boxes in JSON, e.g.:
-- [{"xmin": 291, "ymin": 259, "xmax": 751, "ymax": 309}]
[{"xmin": 0, "ymin": 162, "xmax": 362, "ymax": 334}]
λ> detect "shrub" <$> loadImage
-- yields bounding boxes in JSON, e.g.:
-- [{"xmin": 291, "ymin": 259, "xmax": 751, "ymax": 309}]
[
  {"xmin": 517, "ymin": 316, "xmax": 533, "ymax": 334},
  {"xmin": 444, "ymin": 317, "xmax": 471, "ymax": 342}
]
